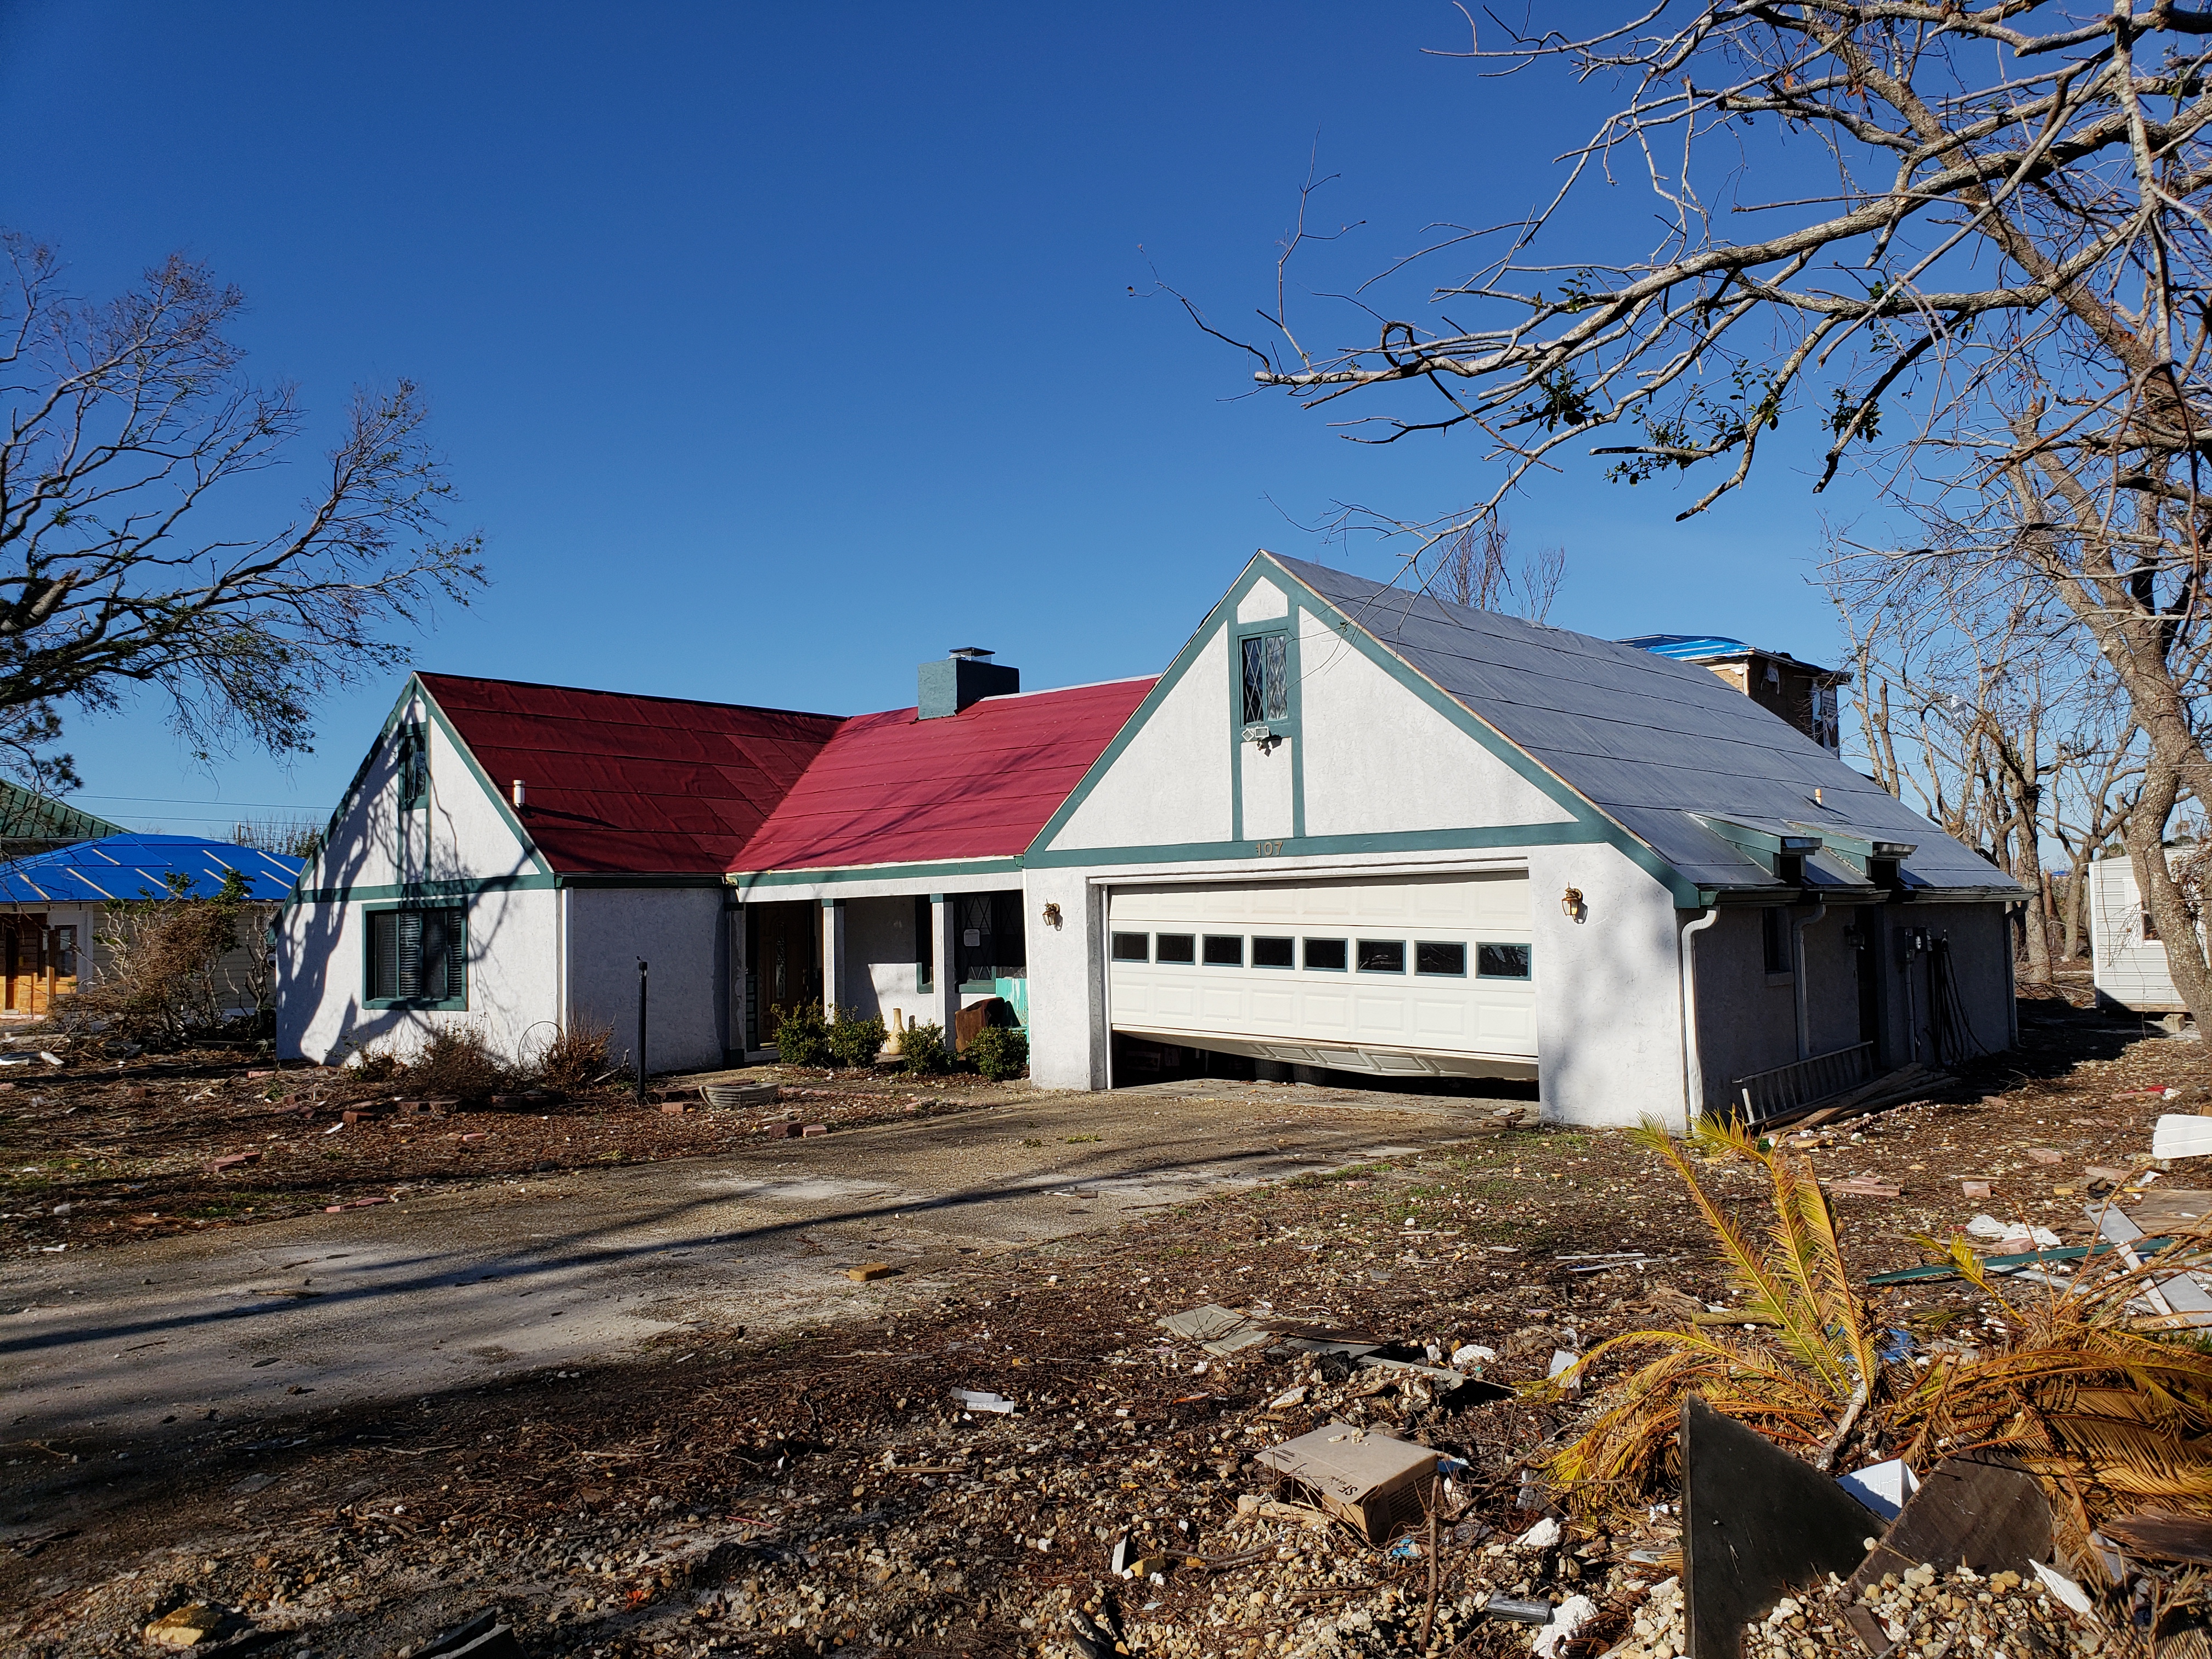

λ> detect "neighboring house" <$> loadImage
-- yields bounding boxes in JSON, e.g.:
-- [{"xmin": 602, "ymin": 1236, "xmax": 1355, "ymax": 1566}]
[
  {"xmin": 1620, "ymin": 633, "xmax": 1848, "ymax": 753},
  {"xmin": 2087, "ymin": 848, "xmax": 2198, "ymax": 1014},
  {"xmin": 0, "ymin": 783, "xmax": 127, "ymax": 863},
  {"xmin": 0, "ymin": 834, "xmax": 303, "ymax": 1018},
  {"xmin": 276, "ymin": 553, "xmax": 2021, "ymax": 1127}
]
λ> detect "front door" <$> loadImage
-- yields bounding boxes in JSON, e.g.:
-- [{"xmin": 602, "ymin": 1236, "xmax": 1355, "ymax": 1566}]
[
  {"xmin": 2, "ymin": 913, "xmax": 48, "ymax": 1014},
  {"xmin": 744, "ymin": 901, "xmax": 821, "ymax": 1047}
]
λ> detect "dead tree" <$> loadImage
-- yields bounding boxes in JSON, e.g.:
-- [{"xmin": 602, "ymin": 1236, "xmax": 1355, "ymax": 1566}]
[
  {"xmin": 1434, "ymin": 512, "xmax": 1566, "ymax": 620},
  {"xmin": 1213, "ymin": 5, "xmax": 2212, "ymax": 1028},
  {"xmin": 0, "ymin": 232, "xmax": 484, "ymax": 783}
]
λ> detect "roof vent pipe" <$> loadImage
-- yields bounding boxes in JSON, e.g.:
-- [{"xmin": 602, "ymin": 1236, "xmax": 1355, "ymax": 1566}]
[
  {"xmin": 918, "ymin": 647, "xmax": 1020, "ymax": 720},
  {"xmin": 511, "ymin": 780, "xmax": 526, "ymax": 810}
]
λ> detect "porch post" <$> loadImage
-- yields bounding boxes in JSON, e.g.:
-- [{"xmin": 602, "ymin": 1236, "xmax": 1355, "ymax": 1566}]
[
  {"xmin": 822, "ymin": 898, "xmax": 845, "ymax": 1018},
  {"xmin": 930, "ymin": 894, "xmax": 960, "ymax": 1035}
]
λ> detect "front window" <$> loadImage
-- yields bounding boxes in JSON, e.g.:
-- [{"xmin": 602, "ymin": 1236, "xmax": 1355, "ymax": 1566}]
[
  {"xmin": 369, "ymin": 907, "xmax": 465, "ymax": 1004},
  {"xmin": 1241, "ymin": 633, "xmax": 1289, "ymax": 726}
]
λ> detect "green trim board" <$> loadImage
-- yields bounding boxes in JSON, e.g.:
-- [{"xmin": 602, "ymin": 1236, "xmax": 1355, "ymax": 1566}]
[
  {"xmin": 1024, "ymin": 819, "xmax": 1616, "ymax": 870},
  {"xmin": 1026, "ymin": 553, "xmax": 1709, "ymax": 907},
  {"xmin": 725, "ymin": 857, "xmax": 1024, "ymax": 893},
  {"xmin": 293, "ymin": 874, "xmax": 559, "ymax": 905}
]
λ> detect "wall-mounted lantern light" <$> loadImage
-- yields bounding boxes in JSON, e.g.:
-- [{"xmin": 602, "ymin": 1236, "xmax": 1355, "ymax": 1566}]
[
  {"xmin": 1042, "ymin": 902, "xmax": 1064, "ymax": 929},
  {"xmin": 1561, "ymin": 885, "xmax": 1587, "ymax": 923}
]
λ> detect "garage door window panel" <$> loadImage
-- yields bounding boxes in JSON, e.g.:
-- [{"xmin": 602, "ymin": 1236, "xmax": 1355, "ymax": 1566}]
[
  {"xmin": 1357, "ymin": 939, "xmax": 1406, "ymax": 973},
  {"xmin": 1476, "ymin": 942, "xmax": 1532, "ymax": 980},
  {"xmin": 1111, "ymin": 932, "xmax": 1151, "ymax": 962},
  {"xmin": 1415, "ymin": 941, "xmax": 1467, "ymax": 977},
  {"xmin": 1251, "ymin": 935, "xmax": 1295, "ymax": 969},
  {"xmin": 1203, "ymin": 934, "xmax": 1244, "ymax": 967},
  {"xmin": 1156, "ymin": 933, "xmax": 1197, "ymax": 964},
  {"xmin": 1304, "ymin": 938, "xmax": 1348, "ymax": 972}
]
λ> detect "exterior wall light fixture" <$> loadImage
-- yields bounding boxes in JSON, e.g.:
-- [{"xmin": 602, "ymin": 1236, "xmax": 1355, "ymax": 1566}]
[
  {"xmin": 1041, "ymin": 902, "xmax": 1063, "ymax": 929},
  {"xmin": 1561, "ymin": 885, "xmax": 1587, "ymax": 923}
]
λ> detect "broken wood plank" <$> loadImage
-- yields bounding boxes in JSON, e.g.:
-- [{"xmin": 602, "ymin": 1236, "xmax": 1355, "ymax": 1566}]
[{"xmin": 1683, "ymin": 1396, "xmax": 1880, "ymax": 1659}]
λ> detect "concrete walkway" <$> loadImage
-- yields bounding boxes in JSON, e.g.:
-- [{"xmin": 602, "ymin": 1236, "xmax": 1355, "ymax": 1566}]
[{"xmin": 3, "ymin": 1081, "xmax": 1514, "ymax": 1445}]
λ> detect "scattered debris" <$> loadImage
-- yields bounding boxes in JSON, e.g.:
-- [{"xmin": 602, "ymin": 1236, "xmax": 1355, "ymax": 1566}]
[
  {"xmin": 949, "ymin": 1388, "xmax": 1015, "ymax": 1414},
  {"xmin": 2151, "ymin": 1112, "xmax": 2212, "ymax": 1158},
  {"xmin": 1255, "ymin": 1420, "xmax": 1438, "ymax": 1544},
  {"xmin": 1836, "ymin": 1457, "xmax": 1917, "ymax": 1523},
  {"xmin": 142, "ymin": 1605, "xmax": 236, "ymax": 1650},
  {"xmin": 1681, "ymin": 1396, "xmax": 1880, "ymax": 1658}
]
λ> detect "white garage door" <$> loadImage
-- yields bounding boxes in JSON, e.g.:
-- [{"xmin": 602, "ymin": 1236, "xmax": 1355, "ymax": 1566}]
[{"xmin": 1107, "ymin": 871, "xmax": 1536, "ymax": 1079}]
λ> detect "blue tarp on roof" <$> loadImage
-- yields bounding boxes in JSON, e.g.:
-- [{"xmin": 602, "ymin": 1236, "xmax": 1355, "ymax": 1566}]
[
  {"xmin": 1618, "ymin": 633, "xmax": 1753, "ymax": 661},
  {"xmin": 0, "ymin": 834, "xmax": 304, "ymax": 905}
]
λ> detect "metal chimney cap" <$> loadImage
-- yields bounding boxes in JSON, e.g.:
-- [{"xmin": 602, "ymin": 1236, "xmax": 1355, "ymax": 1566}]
[{"xmin": 947, "ymin": 646, "xmax": 995, "ymax": 660}]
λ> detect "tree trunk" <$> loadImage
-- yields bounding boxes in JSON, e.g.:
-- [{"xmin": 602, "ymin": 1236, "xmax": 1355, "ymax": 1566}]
[
  {"xmin": 2123, "ymin": 761, "xmax": 2212, "ymax": 1030},
  {"xmin": 2062, "ymin": 864, "xmax": 2086, "ymax": 964}
]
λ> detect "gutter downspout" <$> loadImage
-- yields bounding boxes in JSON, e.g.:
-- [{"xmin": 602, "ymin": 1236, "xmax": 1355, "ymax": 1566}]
[
  {"xmin": 1792, "ymin": 899, "xmax": 1828, "ymax": 1061},
  {"xmin": 1678, "ymin": 907, "xmax": 1720, "ymax": 1134}
]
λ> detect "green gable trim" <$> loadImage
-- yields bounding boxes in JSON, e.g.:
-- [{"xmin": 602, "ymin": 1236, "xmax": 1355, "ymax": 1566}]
[
  {"xmin": 284, "ymin": 674, "xmax": 555, "ymax": 906},
  {"xmin": 1025, "ymin": 820, "xmax": 1616, "ymax": 870},
  {"xmin": 726, "ymin": 856, "xmax": 1024, "ymax": 894},
  {"xmin": 1026, "ymin": 554, "xmax": 1707, "ymax": 905},
  {"xmin": 415, "ymin": 679, "xmax": 556, "ymax": 882},
  {"xmin": 1027, "ymin": 558, "xmax": 1256, "ymax": 859}
]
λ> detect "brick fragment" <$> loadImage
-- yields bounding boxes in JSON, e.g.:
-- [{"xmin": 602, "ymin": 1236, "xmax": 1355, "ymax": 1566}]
[
  {"xmin": 846, "ymin": 1262, "xmax": 898, "ymax": 1282},
  {"xmin": 802, "ymin": 1123, "xmax": 828, "ymax": 1137}
]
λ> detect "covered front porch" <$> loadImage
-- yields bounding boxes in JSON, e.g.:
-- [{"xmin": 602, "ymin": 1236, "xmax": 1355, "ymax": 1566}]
[{"xmin": 731, "ymin": 878, "xmax": 1032, "ymax": 1056}]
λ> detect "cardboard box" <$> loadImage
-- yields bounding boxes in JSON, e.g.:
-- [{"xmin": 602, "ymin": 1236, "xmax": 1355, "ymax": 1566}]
[{"xmin": 1255, "ymin": 1421, "xmax": 1438, "ymax": 1543}]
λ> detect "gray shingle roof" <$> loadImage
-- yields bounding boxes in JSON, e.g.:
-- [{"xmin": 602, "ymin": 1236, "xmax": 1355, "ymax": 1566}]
[{"xmin": 1271, "ymin": 555, "xmax": 2019, "ymax": 899}]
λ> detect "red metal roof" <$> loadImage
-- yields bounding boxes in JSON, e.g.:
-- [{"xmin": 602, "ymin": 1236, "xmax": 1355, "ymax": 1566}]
[
  {"xmin": 730, "ymin": 678, "xmax": 1156, "ymax": 873},
  {"xmin": 418, "ymin": 674, "xmax": 845, "ymax": 875}
]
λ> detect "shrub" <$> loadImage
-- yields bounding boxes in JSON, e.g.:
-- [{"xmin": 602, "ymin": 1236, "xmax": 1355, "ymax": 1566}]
[
  {"xmin": 771, "ymin": 1002, "xmax": 831, "ymax": 1066},
  {"xmin": 407, "ymin": 1024, "xmax": 514, "ymax": 1105},
  {"xmin": 62, "ymin": 868, "xmax": 263, "ymax": 1045},
  {"xmin": 899, "ymin": 1020, "xmax": 949, "ymax": 1074},
  {"xmin": 968, "ymin": 1024, "xmax": 1029, "ymax": 1081},
  {"xmin": 826, "ymin": 1008, "xmax": 887, "ymax": 1070},
  {"xmin": 532, "ymin": 1020, "xmax": 613, "ymax": 1092}
]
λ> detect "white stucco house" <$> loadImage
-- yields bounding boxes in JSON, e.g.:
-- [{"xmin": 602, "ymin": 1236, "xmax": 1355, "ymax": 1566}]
[{"xmin": 276, "ymin": 552, "xmax": 2022, "ymax": 1126}]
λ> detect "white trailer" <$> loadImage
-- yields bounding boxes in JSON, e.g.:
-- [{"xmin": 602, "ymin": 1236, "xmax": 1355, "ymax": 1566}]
[{"xmin": 2089, "ymin": 850, "xmax": 2194, "ymax": 1013}]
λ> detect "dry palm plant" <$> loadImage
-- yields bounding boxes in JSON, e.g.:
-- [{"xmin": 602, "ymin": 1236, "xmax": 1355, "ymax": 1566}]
[
  {"xmin": 1547, "ymin": 1119, "xmax": 2212, "ymax": 1545},
  {"xmin": 1544, "ymin": 1118, "xmax": 1878, "ymax": 1521}
]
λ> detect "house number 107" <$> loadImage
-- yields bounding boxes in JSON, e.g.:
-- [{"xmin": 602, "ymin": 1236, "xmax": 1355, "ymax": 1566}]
[{"xmin": 1255, "ymin": 839, "xmax": 1285, "ymax": 856}]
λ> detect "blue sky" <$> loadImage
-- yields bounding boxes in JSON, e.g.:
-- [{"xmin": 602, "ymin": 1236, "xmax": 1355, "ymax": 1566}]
[{"xmin": 1, "ymin": 3, "xmax": 1873, "ymax": 835}]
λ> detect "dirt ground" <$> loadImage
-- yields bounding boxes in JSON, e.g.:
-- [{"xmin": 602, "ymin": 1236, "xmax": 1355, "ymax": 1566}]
[{"xmin": 1, "ymin": 990, "xmax": 2198, "ymax": 1659}]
